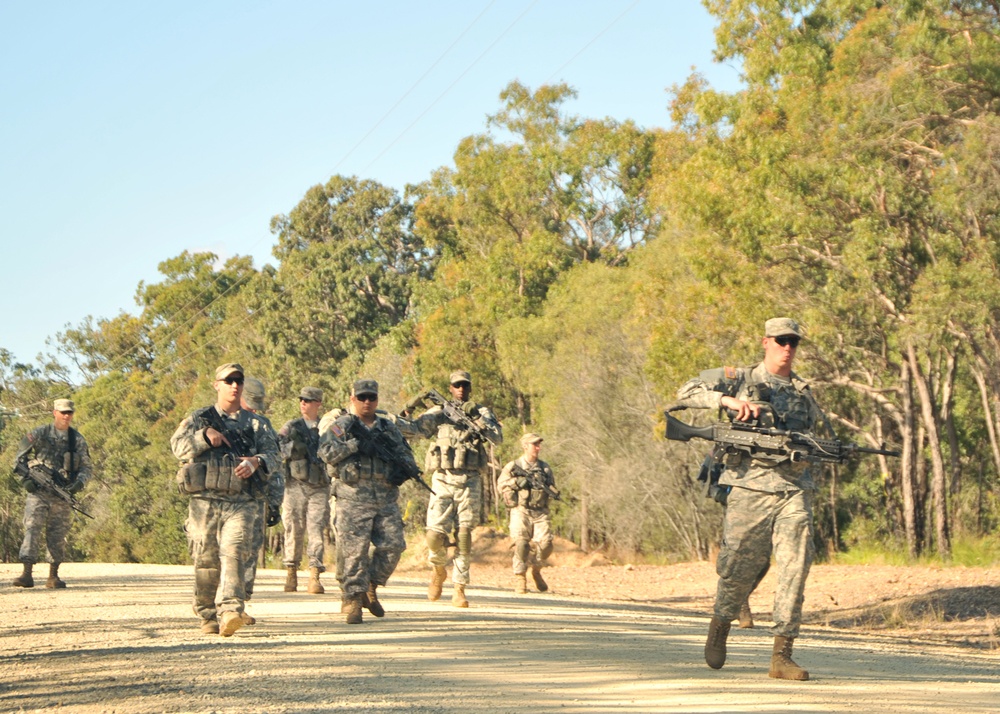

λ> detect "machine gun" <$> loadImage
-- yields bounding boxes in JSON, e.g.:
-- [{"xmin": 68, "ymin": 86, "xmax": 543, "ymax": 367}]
[
  {"xmin": 14, "ymin": 461, "xmax": 93, "ymax": 519},
  {"xmin": 664, "ymin": 410, "xmax": 901, "ymax": 466},
  {"xmin": 509, "ymin": 462, "xmax": 562, "ymax": 502},
  {"xmin": 347, "ymin": 418, "xmax": 435, "ymax": 495}
]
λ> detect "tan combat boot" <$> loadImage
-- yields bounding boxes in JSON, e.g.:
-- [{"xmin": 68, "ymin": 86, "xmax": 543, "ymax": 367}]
[
  {"xmin": 530, "ymin": 565, "xmax": 548, "ymax": 592},
  {"xmin": 240, "ymin": 611, "xmax": 256, "ymax": 626},
  {"xmin": 514, "ymin": 573, "xmax": 527, "ymax": 594},
  {"xmin": 219, "ymin": 611, "xmax": 245, "ymax": 637},
  {"xmin": 428, "ymin": 565, "xmax": 447, "ymax": 601},
  {"xmin": 738, "ymin": 599, "xmax": 755, "ymax": 629},
  {"xmin": 307, "ymin": 567, "xmax": 325, "ymax": 594},
  {"xmin": 12, "ymin": 561, "xmax": 34, "ymax": 588},
  {"xmin": 200, "ymin": 619, "xmax": 219, "ymax": 635},
  {"xmin": 284, "ymin": 566, "xmax": 298, "ymax": 592},
  {"xmin": 769, "ymin": 636, "xmax": 809, "ymax": 680},
  {"xmin": 345, "ymin": 596, "xmax": 363, "ymax": 624},
  {"xmin": 704, "ymin": 615, "xmax": 732, "ymax": 669},
  {"xmin": 46, "ymin": 563, "xmax": 66, "ymax": 589},
  {"xmin": 365, "ymin": 583, "xmax": 385, "ymax": 618},
  {"xmin": 452, "ymin": 583, "xmax": 469, "ymax": 608}
]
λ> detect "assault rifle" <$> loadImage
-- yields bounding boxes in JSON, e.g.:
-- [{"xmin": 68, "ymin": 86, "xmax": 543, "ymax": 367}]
[
  {"xmin": 510, "ymin": 462, "xmax": 562, "ymax": 502},
  {"xmin": 408, "ymin": 388, "xmax": 491, "ymax": 443},
  {"xmin": 664, "ymin": 410, "xmax": 901, "ymax": 465},
  {"xmin": 14, "ymin": 461, "xmax": 94, "ymax": 519},
  {"xmin": 347, "ymin": 418, "xmax": 435, "ymax": 495},
  {"xmin": 200, "ymin": 407, "xmax": 266, "ymax": 493}
]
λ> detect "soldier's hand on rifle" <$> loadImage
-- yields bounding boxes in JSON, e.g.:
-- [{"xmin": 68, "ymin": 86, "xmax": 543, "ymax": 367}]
[
  {"xmin": 22, "ymin": 478, "xmax": 38, "ymax": 493},
  {"xmin": 265, "ymin": 509, "xmax": 281, "ymax": 528},
  {"xmin": 235, "ymin": 456, "xmax": 259, "ymax": 479},
  {"xmin": 461, "ymin": 401, "xmax": 479, "ymax": 418},
  {"xmin": 515, "ymin": 476, "xmax": 530, "ymax": 490},
  {"xmin": 720, "ymin": 396, "xmax": 761, "ymax": 423},
  {"xmin": 68, "ymin": 480, "xmax": 84, "ymax": 494},
  {"xmin": 204, "ymin": 427, "xmax": 231, "ymax": 448}
]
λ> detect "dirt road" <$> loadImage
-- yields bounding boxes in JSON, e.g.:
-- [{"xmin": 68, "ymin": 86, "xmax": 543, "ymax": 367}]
[{"xmin": 1, "ymin": 563, "xmax": 998, "ymax": 713}]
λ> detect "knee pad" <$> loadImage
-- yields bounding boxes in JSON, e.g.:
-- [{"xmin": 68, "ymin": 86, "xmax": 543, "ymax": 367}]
[
  {"xmin": 457, "ymin": 526, "xmax": 472, "ymax": 556},
  {"xmin": 515, "ymin": 539, "xmax": 531, "ymax": 563},
  {"xmin": 537, "ymin": 540, "xmax": 553, "ymax": 562},
  {"xmin": 426, "ymin": 530, "xmax": 446, "ymax": 554}
]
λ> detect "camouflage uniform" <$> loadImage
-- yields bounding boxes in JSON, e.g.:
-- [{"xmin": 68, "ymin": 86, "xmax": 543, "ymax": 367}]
[
  {"xmin": 244, "ymin": 415, "xmax": 281, "ymax": 598},
  {"xmin": 319, "ymin": 412, "xmax": 416, "ymax": 600},
  {"xmin": 279, "ymin": 417, "xmax": 330, "ymax": 571},
  {"xmin": 676, "ymin": 362, "xmax": 825, "ymax": 638},
  {"xmin": 15, "ymin": 424, "xmax": 93, "ymax": 565},
  {"xmin": 171, "ymin": 405, "xmax": 279, "ymax": 627},
  {"xmin": 498, "ymin": 455, "xmax": 555, "ymax": 575},
  {"xmin": 410, "ymin": 401, "xmax": 502, "ymax": 585}
]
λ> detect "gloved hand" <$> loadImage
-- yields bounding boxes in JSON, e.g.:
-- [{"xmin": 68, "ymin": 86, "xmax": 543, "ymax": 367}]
[
  {"xmin": 462, "ymin": 401, "xmax": 479, "ymax": 417},
  {"xmin": 265, "ymin": 509, "xmax": 281, "ymax": 528},
  {"xmin": 346, "ymin": 438, "xmax": 361, "ymax": 454},
  {"xmin": 355, "ymin": 438, "xmax": 377, "ymax": 458},
  {"xmin": 515, "ymin": 476, "xmax": 530, "ymax": 490},
  {"xmin": 403, "ymin": 394, "xmax": 425, "ymax": 414},
  {"xmin": 68, "ymin": 480, "xmax": 85, "ymax": 494},
  {"xmin": 22, "ymin": 478, "xmax": 38, "ymax": 494},
  {"xmin": 548, "ymin": 485, "xmax": 560, "ymax": 498}
]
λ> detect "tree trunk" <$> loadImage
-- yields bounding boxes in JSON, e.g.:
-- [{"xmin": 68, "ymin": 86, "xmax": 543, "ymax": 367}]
[
  {"xmin": 580, "ymin": 490, "xmax": 590, "ymax": 552},
  {"xmin": 900, "ymin": 361, "xmax": 919, "ymax": 558},
  {"xmin": 906, "ymin": 341, "xmax": 950, "ymax": 559}
]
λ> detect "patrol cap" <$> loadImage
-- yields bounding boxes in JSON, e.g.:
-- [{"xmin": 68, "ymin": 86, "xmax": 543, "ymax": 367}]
[
  {"xmin": 299, "ymin": 386, "xmax": 323, "ymax": 402},
  {"xmin": 53, "ymin": 398, "xmax": 75, "ymax": 413},
  {"xmin": 764, "ymin": 318, "xmax": 802, "ymax": 338},
  {"xmin": 243, "ymin": 377, "xmax": 266, "ymax": 411},
  {"xmin": 215, "ymin": 362, "xmax": 245, "ymax": 381},
  {"xmin": 352, "ymin": 379, "xmax": 379, "ymax": 398},
  {"xmin": 450, "ymin": 370, "xmax": 472, "ymax": 385},
  {"xmin": 520, "ymin": 432, "xmax": 543, "ymax": 447}
]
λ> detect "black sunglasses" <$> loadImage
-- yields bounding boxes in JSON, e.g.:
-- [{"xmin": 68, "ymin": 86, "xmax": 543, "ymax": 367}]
[
  {"xmin": 58, "ymin": 411, "xmax": 74, "ymax": 416},
  {"xmin": 773, "ymin": 335, "xmax": 801, "ymax": 348},
  {"xmin": 299, "ymin": 398, "xmax": 318, "ymax": 403},
  {"xmin": 223, "ymin": 376, "xmax": 245, "ymax": 385},
  {"xmin": 355, "ymin": 393, "xmax": 378, "ymax": 402}
]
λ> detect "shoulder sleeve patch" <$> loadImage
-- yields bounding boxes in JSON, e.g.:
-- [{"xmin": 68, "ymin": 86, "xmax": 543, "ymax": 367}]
[
  {"xmin": 331, "ymin": 423, "xmax": 345, "ymax": 438},
  {"xmin": 724, "ymin": 366, "xmax": 738, "ymax": 380}
]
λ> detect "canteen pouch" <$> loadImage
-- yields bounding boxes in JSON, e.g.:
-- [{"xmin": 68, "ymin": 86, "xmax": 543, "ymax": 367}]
[{"xmin": 527, "ymin": 489, "xmax": 549, "ymax": 510}]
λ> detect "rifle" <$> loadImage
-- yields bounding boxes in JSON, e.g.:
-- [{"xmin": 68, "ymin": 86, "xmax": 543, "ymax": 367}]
[
  {"xmin": 664, "ymin": 411, "xmax": 901, "ymax": 465},
  {"xmin": 199, "ymin": 407, "xmax": 265, "ymax": 493},
  {"xmin": 510, "ymin": 462, "xmax": 562, "ymax": 502},
  {"xmin": 14, "ymin": 461, "xmax": 94, "ymax": 519},
  {"xmin": 411, "ymin": 388, "xmax": 490, "ymax": 443},
  {"xmin": 347, "ymin": 418, "xmax": 435, "ymax": 495}
]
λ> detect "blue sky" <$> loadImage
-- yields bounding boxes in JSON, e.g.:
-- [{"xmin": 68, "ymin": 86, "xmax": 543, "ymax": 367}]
[{"xmin": 1, "ymin": 0, "xmax": 740, "ymax": 369}]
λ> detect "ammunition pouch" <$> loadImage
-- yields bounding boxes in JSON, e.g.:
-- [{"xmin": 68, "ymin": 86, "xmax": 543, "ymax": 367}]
[
  {"xmin": 176, "ymin": 455, "xmax": 245, "ymax": 496},
  {"xmin": 288, "ymin": 458, "xmax": 329, "ymax": 486},
  {"xmin": 526, "ymin": 489, "xmax": 549, "ymax": 510}
]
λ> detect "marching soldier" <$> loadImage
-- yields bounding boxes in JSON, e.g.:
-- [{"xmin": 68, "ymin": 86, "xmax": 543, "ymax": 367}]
[
  {"xmin": 12, "ymin": 398, "xmax": 92, "ymax": 589},
  {"xmin": 675, "ymin": 318, "xmax": 825, "ymax": 680},
  {"xmin": 278, "ymin": 387, "xmax": 330, "ymax": 594},
  {"xmin": 498, "ymin": 433, "xmax": 558, "ymax": 594},
  {"xmin": 319, "ymin": 379, "xmax": 417, "ymax": 623},
  {"xmin": 406, "ymin": 371, "xmax": 503, "ymax": 607},
  {"xmin": 170, "ymin": 363, "xmax": 279, "ymax": 637}
]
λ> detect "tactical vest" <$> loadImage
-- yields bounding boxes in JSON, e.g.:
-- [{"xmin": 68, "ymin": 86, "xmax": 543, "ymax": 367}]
[
  {"xmin": 31, "ymin": 426, "xmax": 82, "ymax": 487},
  {"xmin": 512, "ymin": 460, "xmax": 552, "ymax": 510},
  {"xmin": 336, "ymin": 415, "xmax": 393, "ymax": 486},
  {"xmin": 176, "ymin": 407, "xmax": 255, "ymax": 496},
  {"xmin": 425, "ymin": 420, "xmax": 489, "ymax": 473},
  {"xmin": 285, "ymin": 418, "xmax": 328, "ymax": 486}
]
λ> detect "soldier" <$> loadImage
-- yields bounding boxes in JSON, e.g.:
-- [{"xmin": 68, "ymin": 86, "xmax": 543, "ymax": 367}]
[
  {"xmin": 675, "ymin": 318, "xmax": 824, "ymax": 681},
  {"xmin": 278, "ymin": 387, "xmax": 330, "ymax": 594},
  {"xmin": 319, "ymin": 379, "xmax": 417, "ymax": 624},
  {"xmin": 12, "ymin": 398, "xmax": 92, "ymax": 589},
  {"xmin": 170, "ymin": 363, "xmax": 280, "ymax": 637},
  {"xmin": 240, "ymin": 377, "xmax": 283, "ymax": 622},
  {"xmin": 406, "ymin": 371, "xmax": 503, "ymax": 607},
  {"xmin": 498, "ymin": 433, "xmax": 558, "ymax": 594}
]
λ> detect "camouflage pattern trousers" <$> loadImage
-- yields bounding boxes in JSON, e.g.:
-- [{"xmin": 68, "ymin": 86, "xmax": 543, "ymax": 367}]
[
  {"xmin": 508, "ymin": 507, "xmax": 553, "ymax": 575},
  {"xmin": 714, "ymin": 487, "xmax": 815, "ymax": 637},
  {"xmin": 331, "ymin": 479, "xmax": 405, "ymax": 598},
  {"xmin": 281, "ymin": 478, "xmax": 330, "ymax": 571},
  {"xmin": 243, "ymin": 500, "xmax": 266, "ymax": 597},
  {"xmin": 186, "ymin": 497, "xmax": 255, "ymax": 622},
  {"xmin": 19, "ymin": 491, "xmax": 73, "ymax": 564},
  {"xmin": 426, "ymin": 470, "xmax": 481, "ymax": 585}
]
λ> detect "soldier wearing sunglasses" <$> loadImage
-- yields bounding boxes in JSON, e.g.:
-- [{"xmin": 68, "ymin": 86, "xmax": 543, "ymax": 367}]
[
  {"xmin": 674, "ymin": 318, "xmax": 825, "ymax": 681},
  {"xmin": 278, "ymin": 387, "xmax": 330, "ymax": 595},
  {"xmin": 170, "ymin": 363, "xmax": 280, "ymax": 637}
]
